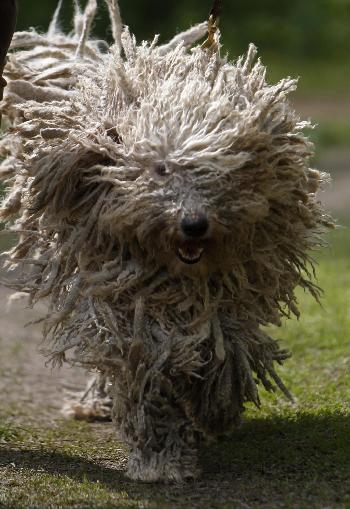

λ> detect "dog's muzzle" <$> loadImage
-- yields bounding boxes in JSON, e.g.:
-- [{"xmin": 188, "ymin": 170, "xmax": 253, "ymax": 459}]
[{"xmin": 176, "ymin": 212, "xmax": 209, "ymax": 265}]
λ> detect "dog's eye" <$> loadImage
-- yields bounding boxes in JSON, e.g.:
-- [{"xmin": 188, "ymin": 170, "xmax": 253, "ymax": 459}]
[{"xmin": 155, "ymin": 164, "xmax": 168, "ymax": 177}]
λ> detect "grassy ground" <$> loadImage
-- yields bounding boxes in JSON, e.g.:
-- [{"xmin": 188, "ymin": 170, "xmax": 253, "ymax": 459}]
[{"xmin": 0, "ymin": 225, "xmax": 349, "ymax": 509}]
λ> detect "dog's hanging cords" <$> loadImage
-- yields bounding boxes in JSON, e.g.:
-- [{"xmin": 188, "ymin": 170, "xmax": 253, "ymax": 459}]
[{"xmin": 202, "ymin": 0, "xmax": 222, "ymax": 51}]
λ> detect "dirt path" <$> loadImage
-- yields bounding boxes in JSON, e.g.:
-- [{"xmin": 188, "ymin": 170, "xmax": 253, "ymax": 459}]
[
  {"xmin": 0, "ymin": 286, "xmax": 88, "ymax": 423},
  {"xmin": 316, "ymin": 150, "xmax": 350, "ymax": 215}
]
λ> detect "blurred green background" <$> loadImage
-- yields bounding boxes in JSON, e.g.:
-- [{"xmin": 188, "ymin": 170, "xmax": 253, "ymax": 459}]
[{"xmin": 17, "ymin": 0, "xmax": 350, "ymax": 96}]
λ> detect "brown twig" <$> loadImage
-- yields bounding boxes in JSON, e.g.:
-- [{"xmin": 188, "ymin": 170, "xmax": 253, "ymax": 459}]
[
  {"xmin": 0, "ymin": 0, "xmax": 17, "ymax": 123},
  {"xmin": 202, "ymin": 0, "xmax": 222, "ymax": 50},
  {"xmin": 209, "ymin": 0, "xmax": 222, "ymax": 21}
]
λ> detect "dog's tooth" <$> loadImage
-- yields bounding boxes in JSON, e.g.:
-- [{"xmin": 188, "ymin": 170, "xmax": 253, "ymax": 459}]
[{"xmin": 177, "ymin": 245, "xmax": 204, "ymax": 264}]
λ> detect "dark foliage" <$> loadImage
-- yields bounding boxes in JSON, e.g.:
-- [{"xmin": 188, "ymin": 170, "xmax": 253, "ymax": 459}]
[{"xmin": 16, "ymin": 0, "xmax": 350, "ymax": 61}]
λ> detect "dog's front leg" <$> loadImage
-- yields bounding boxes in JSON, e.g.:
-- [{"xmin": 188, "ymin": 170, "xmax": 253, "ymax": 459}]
[
  {"xmin": 62, "ymin": 372, "xmax": 112, "ymax": 421},
  {"xmin": 110, "ymin": 338, "xmax": 200, "ymax": 483}
]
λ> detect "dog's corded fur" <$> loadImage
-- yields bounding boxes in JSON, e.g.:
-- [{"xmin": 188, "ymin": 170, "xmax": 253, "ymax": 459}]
[{"xmin": 0, "ymin": 0, "xmax": 333, "ymax": 482}]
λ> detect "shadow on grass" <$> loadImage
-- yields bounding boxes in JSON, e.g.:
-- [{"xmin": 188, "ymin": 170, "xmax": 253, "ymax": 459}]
[
  {"xmin": 202, "ymin": 412, "xmax": 350, "ymax": 479},
  {"xmin": 0, "ymin": 445, "xmax": 128, "ymax": 486},
  {"xmin": 1, "ymin": 413, "xmax": 350, "ymax": 504}
]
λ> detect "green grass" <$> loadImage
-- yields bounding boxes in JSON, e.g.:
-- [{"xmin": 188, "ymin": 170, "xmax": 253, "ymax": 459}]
[
  {"xmin": 265, "ymin": 223, "xmax": 350, "ymax": 406},
  {"xmin": 0, "ymin": 423, "xmax": 18, "ymax": 443},
  {"xmin": 0, "ymin": 227, "xmax": 349, "ymax": 508}
]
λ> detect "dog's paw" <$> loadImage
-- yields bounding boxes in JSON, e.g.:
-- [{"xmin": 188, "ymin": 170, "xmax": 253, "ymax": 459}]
[
  {"xmin": 126, "ymin": 449, "xmax": 200, "ymax": 483},
  {"xmin": 61, "ymin": 397, "xmax": 112, "ymax": 422}
]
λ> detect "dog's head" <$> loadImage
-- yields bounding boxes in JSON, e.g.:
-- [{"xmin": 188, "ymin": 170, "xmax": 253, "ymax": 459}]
[
  {"xmin": 86, "ymin": 45, "xmax": 320, "ymax": 279},
  {"xmin": 99, "ymin": 156, "xmax": 234, "ymax": 278},
  {"xmin": 12, "ymin": 42, "xmax": 323, "ymax": 287}
]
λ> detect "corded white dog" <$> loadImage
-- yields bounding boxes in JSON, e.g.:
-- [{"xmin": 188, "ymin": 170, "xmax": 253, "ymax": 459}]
[{"xmin": 0, "ymin": 0, "xmax": 333, "ymax": 482}]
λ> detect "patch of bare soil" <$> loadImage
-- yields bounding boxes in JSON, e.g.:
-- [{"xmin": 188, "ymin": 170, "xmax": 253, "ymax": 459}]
[
  {"xmin": 294, "ymin": 98, "xmax": 350, "ymax": 122},
  {"xmin": 0, "ymin": 285, "xmax": 87, "ymax": 423}
]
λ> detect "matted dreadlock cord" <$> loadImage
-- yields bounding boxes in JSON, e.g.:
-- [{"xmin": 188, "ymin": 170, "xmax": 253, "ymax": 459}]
[
  {"xmin": 104, "ymin": 0, "xmax": 123, "ymax": 54},
  {"xmin": 75, "ymin": 0, "xmax": 124, "ymax": 57}
]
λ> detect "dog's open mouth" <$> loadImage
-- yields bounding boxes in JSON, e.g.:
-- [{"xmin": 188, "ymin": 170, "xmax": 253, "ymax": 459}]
[{"xmin": 176, "ymin": 241, "xmax": 204, "ymax": 265}]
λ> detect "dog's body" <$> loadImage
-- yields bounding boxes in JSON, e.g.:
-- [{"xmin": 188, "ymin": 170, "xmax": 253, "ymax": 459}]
[{"xmin": 0, "ymin": 0, "xmax": 332, "ymax": 482}]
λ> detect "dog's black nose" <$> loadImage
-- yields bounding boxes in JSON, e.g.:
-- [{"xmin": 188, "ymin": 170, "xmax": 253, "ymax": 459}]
[{"xmin": 181, "ymin": 213, "xmax": 209, "ymax": 238}]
